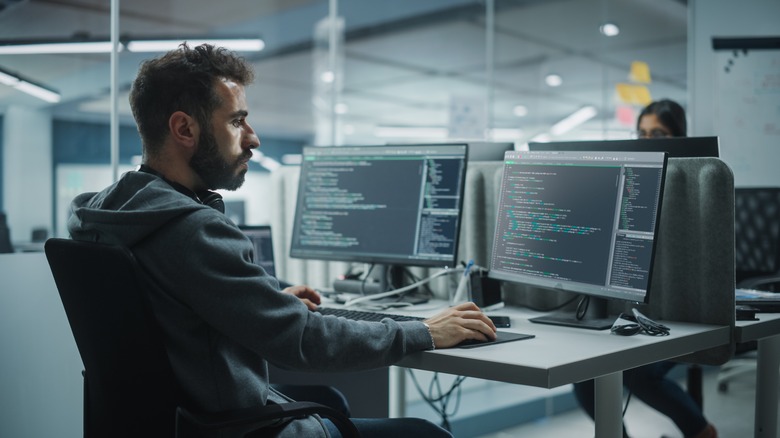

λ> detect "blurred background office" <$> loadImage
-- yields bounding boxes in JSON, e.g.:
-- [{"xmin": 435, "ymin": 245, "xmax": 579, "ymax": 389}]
[{"xmin": 0, "ymin": 0, "xmax": 776, "ymax": 249}]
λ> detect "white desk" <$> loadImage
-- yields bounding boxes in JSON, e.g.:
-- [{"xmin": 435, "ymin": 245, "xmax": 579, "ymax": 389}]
[
  {"xmin": 735, "ymin": 313, "xmax": 780, "ymax": 438},
  {"xmin": 395, "ymin": 306, "xmax": 730, "ymax": 438}
]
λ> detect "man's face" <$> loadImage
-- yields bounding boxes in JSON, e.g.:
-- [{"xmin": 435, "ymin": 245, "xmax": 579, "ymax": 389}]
[{"xmin": 190, "ymin": 79, "xmax": 259, "ymax": 191}]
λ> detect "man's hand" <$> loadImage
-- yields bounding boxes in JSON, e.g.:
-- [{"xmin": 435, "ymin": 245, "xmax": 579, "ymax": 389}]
[
  {"xmin": 424, "ymin": 302, "xmax": 497, "ymax": 348},
  {"xmin": 283, "ymin": 285, "xmax": 321, "ymax": 310}
]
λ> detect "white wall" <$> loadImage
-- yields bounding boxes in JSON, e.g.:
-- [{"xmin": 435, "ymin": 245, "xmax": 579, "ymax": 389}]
[
  {"xmin": 0, "ymin": 253, "xmax": 83, "ymax": 438},
  {"xmin": 2, "ymin": 106, "xmax": 53, "ymax": 244},
  {"xmin": 689, "ymin": 0, "xmax": 780, "ymax": 137}
]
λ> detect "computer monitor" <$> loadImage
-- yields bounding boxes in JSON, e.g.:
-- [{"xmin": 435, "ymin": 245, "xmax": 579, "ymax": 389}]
[
  {"xmin": 488, "ymin": 150, "xmax": 668, "ymax": 329},
  {"xmin": 528, "ymin": 136, "xmax": 719, "ymax": 158},
  {"xmin": 239, "ymin": 225, "xmax": 276, "ymax": 277},
  {"xmin": 290, "ymin": 143, "xmax": 469, "ymax": 294}
]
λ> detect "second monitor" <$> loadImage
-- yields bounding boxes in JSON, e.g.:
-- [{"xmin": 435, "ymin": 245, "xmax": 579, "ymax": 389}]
[
  {"xmin": 489, "ymin": 150, "xmax": 668, "ymax": 329},
  {"xmin": 290, "ymin": 143, "xmax": 469, "ymax": 295}
]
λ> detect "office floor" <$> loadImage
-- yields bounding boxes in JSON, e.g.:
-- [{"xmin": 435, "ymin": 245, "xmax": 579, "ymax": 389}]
[{"xmin": 476, "ymin": 365, "xmax": 761, "ymax": 438}]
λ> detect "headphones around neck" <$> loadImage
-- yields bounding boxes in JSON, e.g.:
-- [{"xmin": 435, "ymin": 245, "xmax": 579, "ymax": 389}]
[{"xmin": 138, "ymin": 165, "xmax": 225, "ymax": 213}]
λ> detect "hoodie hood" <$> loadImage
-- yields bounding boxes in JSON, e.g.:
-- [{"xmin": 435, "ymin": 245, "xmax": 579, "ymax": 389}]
[{"xmin": 68, "ymin": 171, "xmax": 208, "ymax": 247}]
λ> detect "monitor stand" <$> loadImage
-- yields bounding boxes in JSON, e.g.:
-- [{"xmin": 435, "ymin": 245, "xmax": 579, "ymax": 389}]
[
  {"xmin": 529, "ymin": 296, "xmax": 615, "ymax": 330},
  {"xmin": 331, "ymin": 264, "xmax": 429, "ymax": 305}
]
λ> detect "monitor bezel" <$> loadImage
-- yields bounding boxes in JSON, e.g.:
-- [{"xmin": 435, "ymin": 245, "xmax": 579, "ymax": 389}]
[
  {"xmin": 528, "ymin": 136, "xmax": 719, "ymax": 158},
  {"xmin": 289, "ymin": 143, "xmax": 470, "ymax": 268}
]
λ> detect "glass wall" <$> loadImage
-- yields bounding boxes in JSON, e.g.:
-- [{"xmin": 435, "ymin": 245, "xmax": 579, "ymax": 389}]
[{"xmin": 0, "ymin": 0, "xmax": 687, "ymax": 236}]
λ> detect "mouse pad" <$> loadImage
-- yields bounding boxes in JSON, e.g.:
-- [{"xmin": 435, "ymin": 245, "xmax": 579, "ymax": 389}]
[{"xmin": 456, "ymin": 331, "xmax": 535, "ymax": 349}]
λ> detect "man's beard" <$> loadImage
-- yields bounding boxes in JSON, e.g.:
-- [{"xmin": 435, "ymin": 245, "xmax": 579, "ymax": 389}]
[{"xmin": 190, "ymin": 128, "xmax": 250, "ymax": 191}]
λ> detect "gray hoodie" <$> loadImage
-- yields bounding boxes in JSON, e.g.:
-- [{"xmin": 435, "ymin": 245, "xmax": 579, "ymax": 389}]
[{"xmin": 68, "ymin": 170, "xmax": 433, "ymax": 437}]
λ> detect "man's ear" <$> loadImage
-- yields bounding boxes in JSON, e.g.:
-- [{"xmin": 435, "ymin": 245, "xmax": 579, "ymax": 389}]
[{"xmin": 169, "ymin": 111, "xmax": 199, "ymax": 148}]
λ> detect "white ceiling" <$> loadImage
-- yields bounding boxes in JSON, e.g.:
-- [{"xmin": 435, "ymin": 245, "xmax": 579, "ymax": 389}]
[{"xmin": 0, "ymin": 0, "xmax": 688, "ymax": 145}]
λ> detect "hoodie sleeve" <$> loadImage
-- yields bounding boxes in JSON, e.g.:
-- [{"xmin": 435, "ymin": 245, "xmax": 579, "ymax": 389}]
[{"xmin": 136, "ymin": 209, "xmax": 433, "ymax": 372}]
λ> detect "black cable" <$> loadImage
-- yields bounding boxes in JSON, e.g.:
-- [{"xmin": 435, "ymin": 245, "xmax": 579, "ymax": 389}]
[
  {"xmin": 407, "ymin": 369, "xmax": 467, "ymax": 431},
  {"xmin": 360, "ymin": 263, "xmax": 375, "ymax": 296},
  {"xmin": 575, "ymin": 295, "xmax": 589, "ymax": 320}
]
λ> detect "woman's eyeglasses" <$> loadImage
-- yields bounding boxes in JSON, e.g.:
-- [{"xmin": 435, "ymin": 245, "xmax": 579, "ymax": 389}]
[{"xmin": 632, "ymin": 128, "xmax": 672, "ymax": 139}]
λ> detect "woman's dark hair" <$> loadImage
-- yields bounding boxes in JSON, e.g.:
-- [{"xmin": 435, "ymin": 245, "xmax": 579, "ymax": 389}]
[
  {"xmin": 129, "ymin": 43, "xmax": 255, "ymax": 157},
  {"xmin": 637, "ymin": 99, "xmax": 687, "ymax": 137}
]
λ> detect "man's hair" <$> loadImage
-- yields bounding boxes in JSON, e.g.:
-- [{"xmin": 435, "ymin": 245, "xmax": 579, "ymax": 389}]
[
  {"xmin": 637, "ymin": 98, "xmax": 687, "ymax": 137},
  {"xmin": 129, "ymin": 43, "xmax": 255, "ymax": 157}
]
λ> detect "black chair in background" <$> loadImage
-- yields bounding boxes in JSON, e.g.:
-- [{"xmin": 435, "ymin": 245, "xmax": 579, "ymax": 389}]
[
  {"xmin": 44, "ymin": 238, "xmax": 359, "ymax": 438},
  {"xmin": 718, "ymin": 187, "xmax": 780, "ymax": 392},
  {"xmin": 0, "ymin": 212, "xmax": 14, "ymax": 254}
]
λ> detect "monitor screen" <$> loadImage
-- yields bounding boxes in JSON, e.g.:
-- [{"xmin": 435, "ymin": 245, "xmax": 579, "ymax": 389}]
[
  {"xmin": 239, "ymin": 225, "xmax": 276, "ymax": 277},
  {"xmin": 528, "ymin": 136, "xmax": 719, "ymax": 158},
  {"xmin": 489, "ymin": 150, "xmax": 668, "ymax": 329},
  {"xmin": 289, "ymin": 144, "xmax": 469, "ymax": 270}
]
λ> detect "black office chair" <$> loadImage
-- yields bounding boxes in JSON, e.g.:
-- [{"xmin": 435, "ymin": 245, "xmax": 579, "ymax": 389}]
[
  {"xmin": 0, "ymin": 212, "xmax": 14, "ymax": 254},
  {"xmin": 44, "ymin": 238, "xmax": 359, "ymax": 438},
  {"xmin": 718, "ymin": 187, "xmax": 780, "ymax": 391}
]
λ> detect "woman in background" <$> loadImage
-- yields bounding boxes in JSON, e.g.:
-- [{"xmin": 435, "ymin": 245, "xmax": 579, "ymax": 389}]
[{"xmin": 572, "ymin": 99, "xmax": 718, "ymax": 438}]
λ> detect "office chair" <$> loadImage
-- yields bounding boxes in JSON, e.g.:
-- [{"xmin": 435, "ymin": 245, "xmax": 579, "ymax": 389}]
[
  {"xmin": 718, "ymin": 187, "xmax": 780, "ymax": 392},
  {"xmin": 0, "ymin": 212, "xmax": 13, "ymax": 253},
  {"xmin": 44, "ymin": 238, "xmax": 359, "ymax": 438}
]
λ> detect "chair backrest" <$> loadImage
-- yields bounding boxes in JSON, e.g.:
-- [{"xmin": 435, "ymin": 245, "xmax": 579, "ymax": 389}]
[
  {"xmin": 0, "ymin": 212, "xmax": 13, "ymax": 253},
  {"xmin": 734, "ymin": 187, "xmax": 780, "ymax": 285},
  {"xmin": 44, "ymin": 238, "xmax": 178, "ymax": 438}
]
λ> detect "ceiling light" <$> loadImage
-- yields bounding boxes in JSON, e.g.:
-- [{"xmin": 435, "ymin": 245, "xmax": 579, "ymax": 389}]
[
  {"xmin": 334, "ymin": 103, "xmax": 348, "ymax": 114},
  {"xmin": 599, "ymin": 23, "xmax": 620, "ymax": 37},
  {"xmin": 545, "ymin": 74, "xmax": 563, "ymax": 87},
  {"xmin": 126, "ymin": 38, "xmax": 264, "ymax": 53},
  {"xmin": 0, "ymin": 41, "xmax": 118, "ymax": 54},
  {"xmin": 512, "ymin": 105, "xmax": 529, "ymax": 117},
  {"xmin": 0, "ymin": 67, "xmax": 60, "ymax": 103},
  {"xmin": 550, "ymin": 106, "xmax": 598, "ymax": 136},
  {"xmin": 0, "ymin": 37, "xmax": 264, "ymax": 55},
  {"xmin": 320, "ymin": 71, "xmax": 335, "ymax": 83}
]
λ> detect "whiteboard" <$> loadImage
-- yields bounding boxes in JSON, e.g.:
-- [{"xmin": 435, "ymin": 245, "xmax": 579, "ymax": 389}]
[{"xmin": 715, "ymin": 42, "xmax": 780, "ymax": 187}]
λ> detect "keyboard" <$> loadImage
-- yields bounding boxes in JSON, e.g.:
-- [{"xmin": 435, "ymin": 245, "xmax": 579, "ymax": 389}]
[{"xmin": 316, "ymin": 307, "xmax": 425, "ymax": 322}]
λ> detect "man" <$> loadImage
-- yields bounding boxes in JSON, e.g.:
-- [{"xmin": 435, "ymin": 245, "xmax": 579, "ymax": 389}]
[{"xmin": 67, "ymin": 43, "xmax": 496, "ymax": 437}]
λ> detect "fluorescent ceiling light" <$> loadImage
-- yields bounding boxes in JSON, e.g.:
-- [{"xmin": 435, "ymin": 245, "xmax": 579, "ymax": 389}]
[
  {"xmin": 374, "ymin": 126, "xmax": 448, "ymax": 139},
  {"xmin": 14, "ymin": 81, "xmax": 61, "ymax": 103},
  {"xmin": 0, "ymin": 67, "xmax": 60, "ymax": 103},
  {"xmin": 0, "ymin": 38, "xmax": 264, "ymax": 55},
  {"xmin": 0, "ymin": 41, "xmax": 117, "ymax": 54},
  {"xmin": 550, "ymin": 106, "xmax": 598, "ymax": 136},
  {"xmin": 126, "ymin": 38, "xmax": 264, "ymax": 52}
]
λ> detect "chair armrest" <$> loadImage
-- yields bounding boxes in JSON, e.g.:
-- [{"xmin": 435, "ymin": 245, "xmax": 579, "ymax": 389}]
[{"xmin": 176, "ymin": 401, "xmax": 360, "ymax": 437}]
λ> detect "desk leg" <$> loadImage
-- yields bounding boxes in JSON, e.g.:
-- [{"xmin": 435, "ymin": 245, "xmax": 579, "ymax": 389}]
[
  {"xmin": 755, "ymin": 334, "xmax": 780, "ymax": 438},
  {"xmin": 389, "ymin": 366, "xmax": 406, "ymax": 418},
  {"xmin": 595, "ymin": 372, "xmax": 623, "ymax": 438}
]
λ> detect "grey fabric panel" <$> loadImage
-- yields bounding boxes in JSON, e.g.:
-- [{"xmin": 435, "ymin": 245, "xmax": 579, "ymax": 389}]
[{"xmin": 641, "ymin": 157, "xmax": 735, "ymax": 365}]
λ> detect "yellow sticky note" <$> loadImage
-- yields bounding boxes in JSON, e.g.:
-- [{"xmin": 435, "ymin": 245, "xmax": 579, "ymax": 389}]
[
  {"xmin": 615, "ymin": 83, "xmax": 653, "ymax": 106},
  {"xmin": 630, "ymin": 61, "xmax": 652, "ymax": 84}
]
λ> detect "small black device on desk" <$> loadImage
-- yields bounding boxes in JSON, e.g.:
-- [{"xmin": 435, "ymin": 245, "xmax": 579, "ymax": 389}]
[{"xmin": 488, "ymin": 315, "xmax": 511, "ymax": 328}]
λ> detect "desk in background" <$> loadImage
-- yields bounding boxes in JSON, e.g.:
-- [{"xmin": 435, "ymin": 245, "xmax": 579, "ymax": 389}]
[{"xmin": 735, "ymin": 313, "xmax": 780, "ymax": 438}]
